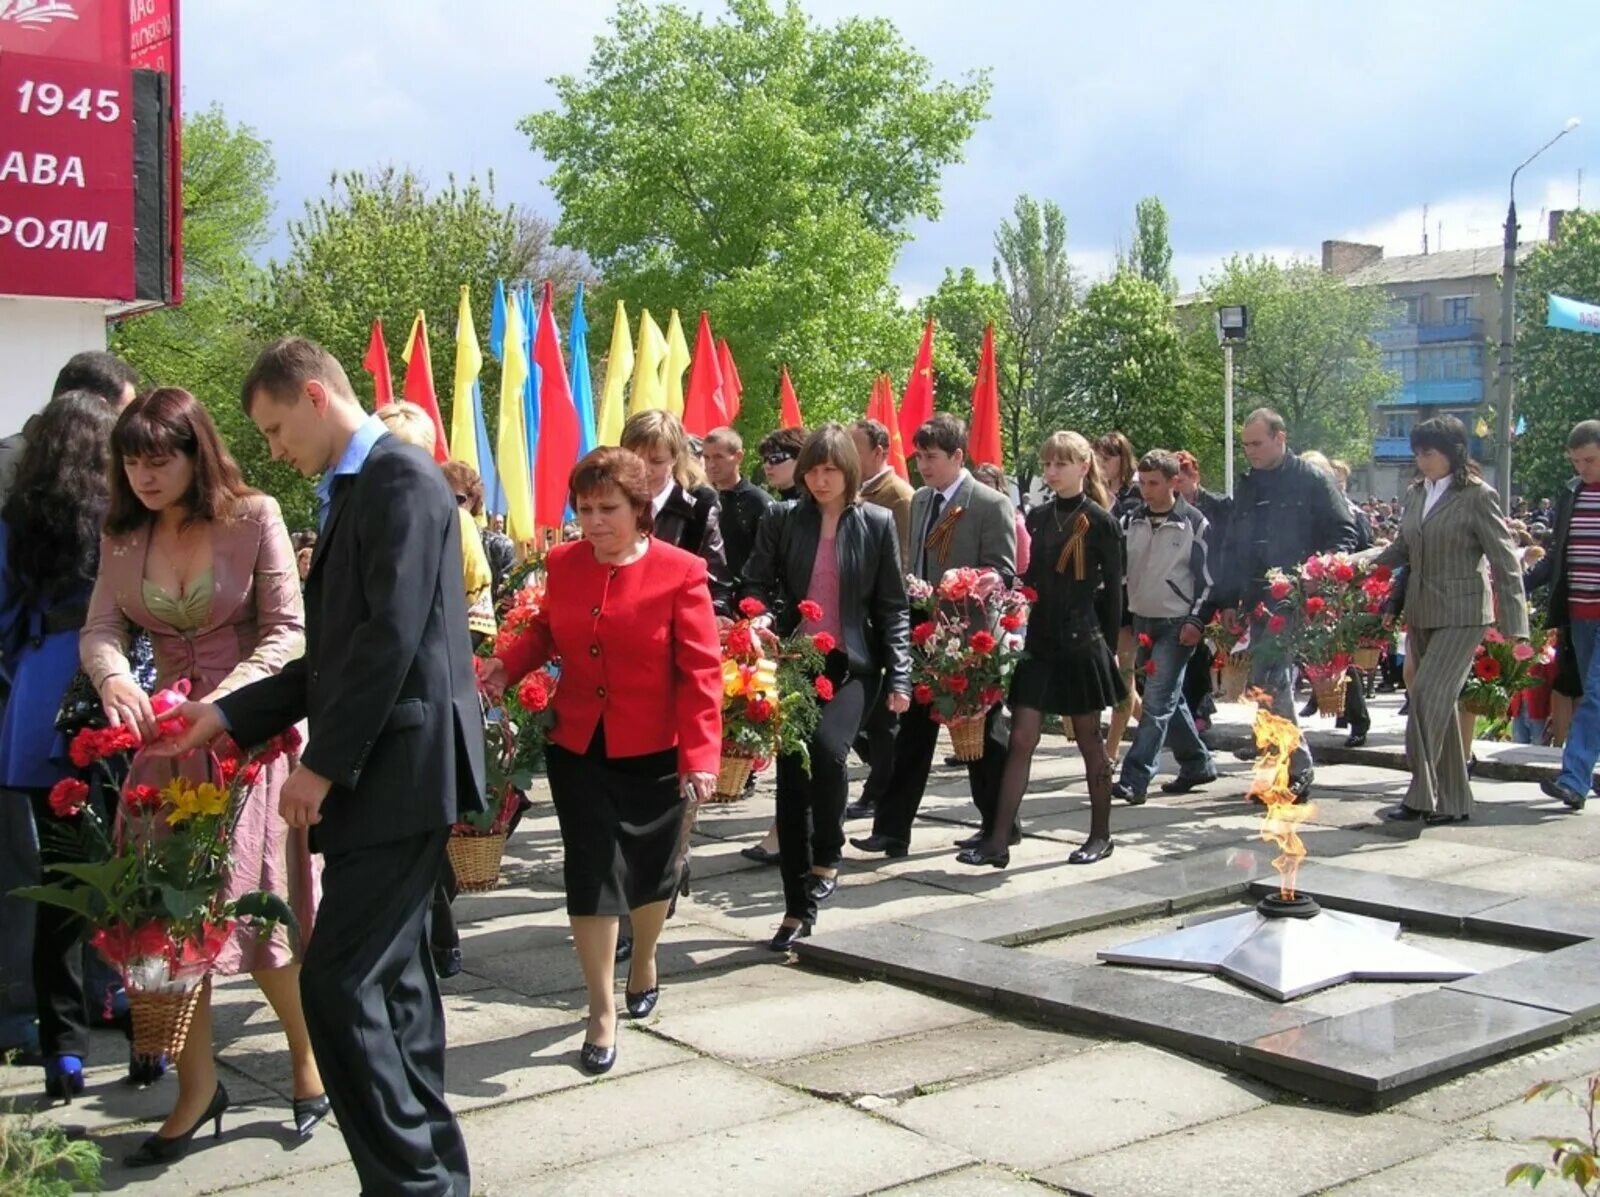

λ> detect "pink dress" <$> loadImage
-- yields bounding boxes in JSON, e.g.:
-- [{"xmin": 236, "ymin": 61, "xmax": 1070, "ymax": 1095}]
[{"xmin": 81, "ymin": 495, "xmax": 318, "ymax": 974}]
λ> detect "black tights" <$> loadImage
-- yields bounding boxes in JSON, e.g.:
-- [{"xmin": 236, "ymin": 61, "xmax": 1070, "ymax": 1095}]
[{"xmin": 982, "ymin": 708, "xmax": 1112, "ymax": 853}]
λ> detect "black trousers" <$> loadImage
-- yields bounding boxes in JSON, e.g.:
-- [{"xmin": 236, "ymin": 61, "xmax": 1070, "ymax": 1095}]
[
  {"xmin": 777, "ymin": 664, "xmax": 869, "ymax": 924},
  {"xmin": 1182, "ymin": 642, "xmax": 1216, "ymax": 722},
  {"xmin": 870, "ymin": 699, "xmax": 1008, "ymax": 845},
  {"xmin": 301, "ymin": 830, "xmax": 469, "ymax": 1197},
  {"xmin": 854, "ymin": 681, "xmax": 899, "ymax": 806},
  {"xmin": 28, "ymin": 788, "xmax": 96, "ymax": 1059}
]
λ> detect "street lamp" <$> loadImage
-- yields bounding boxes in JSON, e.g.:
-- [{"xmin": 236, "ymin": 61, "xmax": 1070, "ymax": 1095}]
[
  {"xmin": 1216, "ymin": 305, "xmax": 1249, "ymax": 497},
  {"xmin": 1495, "ymin": 116, "xmax": 1581, "ymax": 507}
]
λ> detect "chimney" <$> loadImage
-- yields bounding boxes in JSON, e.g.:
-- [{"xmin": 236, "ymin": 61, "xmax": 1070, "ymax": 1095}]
[
  {"xmin": 1549, "ymin": 209, "xmax": 1569, "ymax": 242},
  {"xmin": 1322, "ymin": 240, "xmax": 1384, "ymax": 277}
]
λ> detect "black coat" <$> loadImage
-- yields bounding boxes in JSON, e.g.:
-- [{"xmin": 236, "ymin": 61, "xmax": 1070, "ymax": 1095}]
[
  {"xmin": 1218, "ymin": 451, "xmax": 1359, "ymax": 608},
  {"xmin": 653, "ymin": 482, "xmax": 735, "ymax": 618},
  {"xmin": 741, "ymin": 498, "xmax": 912, "ymax": 695},
  {"xmin": 219, "ymin": 435, "xmax": 487, "ymax": 854},
  {"xmin": 716, "ymin": 479, "xmax": 774, "ymax": 581}
]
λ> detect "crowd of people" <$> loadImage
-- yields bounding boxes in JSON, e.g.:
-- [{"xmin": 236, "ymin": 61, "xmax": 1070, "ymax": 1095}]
[{"xmin": 1, "ymin": 334, "xmax": 1597, "ymax": 1195}]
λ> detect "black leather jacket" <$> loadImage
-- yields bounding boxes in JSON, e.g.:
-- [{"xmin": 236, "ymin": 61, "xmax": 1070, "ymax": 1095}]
[
  {"xmin": 740, "ymin": 498, "xmax": 912, "ymax": 694},
  {"xmin": 653, "ymin": 483, "xmax": 735, "ymax": 618},
  {"xmin": 1217, "ymin": 451, "xmax": 1359, "ymax": 609}
]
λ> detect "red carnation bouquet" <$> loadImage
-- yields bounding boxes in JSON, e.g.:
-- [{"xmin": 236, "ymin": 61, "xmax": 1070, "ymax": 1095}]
[
  {"xmin": 1264, "ymin": 554, "xmax": 1394, "ymax": 714},
  {"xmin": 908, "ymin": 568, "xmax": 1030, "ymax": 758},
  {"xmin": 18, "ymin": 683, "xmax": 301, "ymax": 1059},
  {"xmin": 1461, "ymin": 625, "xmax": 1542, "ymax": 726},
  {"xmin": 713, "ymin": 596, "xmax": 826, "ymax": 798}
]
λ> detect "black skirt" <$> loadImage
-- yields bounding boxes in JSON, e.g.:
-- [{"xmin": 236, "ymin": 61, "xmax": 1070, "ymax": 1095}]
[
  {"xmin": 544, "ymin": 725, "xmax": 685, "ymax": 917},
  {"xmin": 1010, "ymin": 624, "xmax": 1127, "ymax": 717}
]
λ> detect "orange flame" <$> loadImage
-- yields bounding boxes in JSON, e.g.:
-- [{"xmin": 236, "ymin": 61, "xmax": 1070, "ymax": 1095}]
[{"xmin": 1246, "ymin": 699, "xmax": 1315, "ymax": 900}]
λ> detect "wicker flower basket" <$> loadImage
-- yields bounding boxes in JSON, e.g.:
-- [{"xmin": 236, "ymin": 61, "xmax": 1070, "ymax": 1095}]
[
  {"xmin": 1219, "ymin": 658, "xmax": 1252, "ymax": 702},
  {"xmin": 1311, "ymin": 673, "xmax": 1348, "ymax": 716},
  {"xmin": 711, "ymin": 752, "xmax": 756, "ymax": 802},
  {"xmin": 948, "ymin": 714, "xmax": 988, "ymax": 761},
  {"xmin": 128, "ymin": 983, "xmax": 205, "ymax": 1061},
  {"xmin": 446, "ymin": 832, "xmax": 507, "ymax": 893},
  {"xmin": 1461, "ymin": 695, "xmax": 1506, "ymax": 719},
  {"xmin": 1353, "ymin": 645, "xmax": 1382, "ymax": 672}
]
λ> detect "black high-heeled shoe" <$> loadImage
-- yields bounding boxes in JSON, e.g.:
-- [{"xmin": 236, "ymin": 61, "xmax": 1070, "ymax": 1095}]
[
  {"xmin": 579, "ymin": 1042, "xmax": 616, "ymax": 1075},
  {"xmin": 1068, "ymin": 838, "xmax": 1114, "ymax": 865},
  {"xmin": 124, "ymin": 1081, "xmax": 229, "ymax": 1167},
  {"xmin": 292, "ymin": 1092, "xmax": 331, "ymax": 1138},
  {"xmin": 954, "ymin": 844, "xmax": 1010, "ymax": 869},
  {"xmin": 768, "ymin": 921, "xmax": 811, "ymax": 951},
  {"xmin": 625, "ymin": 986, "xmax": 660, "ymax": 1019}
]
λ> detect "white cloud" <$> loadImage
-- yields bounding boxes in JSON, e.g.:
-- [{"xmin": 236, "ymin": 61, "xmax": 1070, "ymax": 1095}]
[{"xmin": 1338, "ymin": 174, "xmax": 1586, "ymax": 258}]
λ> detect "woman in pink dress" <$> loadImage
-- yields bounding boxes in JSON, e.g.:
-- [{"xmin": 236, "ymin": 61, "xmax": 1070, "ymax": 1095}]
[{"xmin": 81, "ymin": 388, "xmax": 325, "ymax": 1165}]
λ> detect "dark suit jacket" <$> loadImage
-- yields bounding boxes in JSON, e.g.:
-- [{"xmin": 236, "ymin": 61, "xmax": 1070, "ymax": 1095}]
[
  {"xmin": 653, "ymin": 482, "xmax": 735, "ymax": 617},
  {"xmin": 218, "ymin": 435, "xmax": 487, "ymax": 854},
  {"xmin": 741, "ymin": 499, "xmax": 912, "ymax": 694}
]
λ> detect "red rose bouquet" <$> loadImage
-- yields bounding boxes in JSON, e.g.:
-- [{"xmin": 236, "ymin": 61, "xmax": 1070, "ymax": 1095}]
[
  {"xmin": 713, "ymin": 597, "xmax": 825, "ymax": 797},
  {"xmin": 909, "ymin": 568, "xmax": 1030, "ymax": 758},
  {"xmin": 1265, "ymin": 554, "xmax": 1394, "ymax": 714},
  {"xmin": 1461, "ymin": 626, "xmax": 1542, "ymax": 725}
]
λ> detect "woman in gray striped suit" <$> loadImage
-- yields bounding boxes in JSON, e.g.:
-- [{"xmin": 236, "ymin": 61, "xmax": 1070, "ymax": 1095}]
[{"xmin": 1363, "ymin": 417, "xmax": 1529, "ymax": 824}]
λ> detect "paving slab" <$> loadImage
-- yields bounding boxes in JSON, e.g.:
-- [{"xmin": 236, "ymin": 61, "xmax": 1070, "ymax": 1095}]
[
  {"xmin": 1333, "ymin": 837, "xmax": 1525, "ymax": 880},
  {"xmin": 1248, "ymin": 860, "xmax": 1519, "ymax": 932},
  {"xmin": 1241, "ymin": 988, "xmax": 1570, "ymax": 1106},
  {"xmin": 465, "ymin": 1058, "xmax": 810, "ymax": 1189},
  {"xmin": 647, "ymin": 978, "xmax": 980, "ymax": 1064},
  {"xmin": 1038, "ymin": 1102, "xmax": 1449, "ymax": 1197},
  {"xmin": 1446, "ymin": 939, "xmax": 1600, "ymax": 1020},
  {"xmin": 1449, "ymin": 853, "xmax": 1600, "ymax": 904},
  {"xmin": 872, "ymin": 1164, "xmax": 1055, "ymax": 1194},
  {"xmin": 884, "ymin": 1041, "xmax": 1267, "ymax": 1170},
  {"xmin": 1320, "ymin": 1138, "xmax": 1551, "ymax": 1196},
  {"xmin": 763, "ymin": 1018, "xmax": 1094, "ymax": 1101},
  {"xmin": 799, "ymin": 924, "xmax": 1065, "ymax": 1004},
  {"xmin": 510, "ymin": 1103, "xmax": 972, "ymax": 1196}
]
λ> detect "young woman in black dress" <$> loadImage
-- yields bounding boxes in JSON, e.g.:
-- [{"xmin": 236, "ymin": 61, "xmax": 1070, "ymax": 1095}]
[{"xmin": 958, "ymin": 431, "xmax": 1126, "ymax": 868}]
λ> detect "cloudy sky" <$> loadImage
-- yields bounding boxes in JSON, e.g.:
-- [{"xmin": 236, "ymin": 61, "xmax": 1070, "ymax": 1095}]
[{"xmin": 183, "ymin": 0, "xmax": 1594, "ymax": 296}]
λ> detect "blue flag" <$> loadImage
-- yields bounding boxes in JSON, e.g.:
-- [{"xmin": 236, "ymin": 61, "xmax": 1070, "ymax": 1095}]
[
  {"xmin": 1548, "ymin": 293, "xmax": 1600, "ymax": 335},
  {"xmin": 473, "ymin": 379, "xmax": 504, "ymax": 517},
  {"xmin": 569, "ymin": 282, "xmax": 597, "ymax": 459},
  {"xmin": 489, "ymin": 279, "xmax": 507, "ymax": 363}
]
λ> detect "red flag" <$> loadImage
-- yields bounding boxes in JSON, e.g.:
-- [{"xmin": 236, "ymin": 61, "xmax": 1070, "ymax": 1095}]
[
  {"xmin": 879, "ymin": 373, "xmax": 910, "ymax": 482},
  {"xmin": 968, "ymin": 323, "xmax": 1002, "ymax": 468},
  {"xmin": 400, "ymin": 311, "xmax": 450, "ymax": 462},
  {"xmin": 363, "ymin": 319, "xmax": 394, "ymax": 409},
  {"xmin": 899, "ymin": 316, "xmax": 935, "ymax": 450},
  {"xmin": 682, "ymin": 311, "xmax": 726, "ymax": 436},
  {"xmin": 778, "ymin": 366, "xmax": 803, "ymax": 430},
  {"xmin": 533, "ymin": 281, "xmax": 580, "ymax": 530},
  {"xmin": 717, "ymin": 338, "xmax": 743, "ymax": 423}
]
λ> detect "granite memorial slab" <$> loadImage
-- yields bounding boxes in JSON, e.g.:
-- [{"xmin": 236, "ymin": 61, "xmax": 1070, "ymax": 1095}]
[{"xmin": 1444, "ymin": 939, "xmax": 1600, "ymax": 1021}]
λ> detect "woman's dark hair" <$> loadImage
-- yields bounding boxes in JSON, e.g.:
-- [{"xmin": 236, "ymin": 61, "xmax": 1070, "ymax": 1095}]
[
  {"xmin": 569, "ymin": 447, "xmax": 654, "ymax": 535},
  {"xmin": 107, "ymin": 388, "xmax": 258, "ymax": 534},
  {"xmin": 1092, "ymin": 431, "xmax": 1137, "ymax": 491},
  {"xmin": 2, "ymin": 391, "xmax": 115, "ymax": 607},
  {"xmin": 795, "ymin": 423, "xmax": 862, "ymax": 504},
  {"xmin": 1409, "ymin": 415, "xmax": 1479, "ymax": 490}
]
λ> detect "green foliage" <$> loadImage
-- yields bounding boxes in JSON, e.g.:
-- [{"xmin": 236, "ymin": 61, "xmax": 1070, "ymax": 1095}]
[
  {"xmin": 1507, "ymin": 1076, "xmax": 1600, "ymax": 1194},
  {"xmin": 1054, "ymin": 268, "xmax": 1188, "ymax": 455},
  {"xmin": 1191, "ymin": 255, "xmax": 1395, "ymax": 466},
  {"xmin": 991, "ymin": 195, "xmax": 1073, "ymax": 492},
  {"xmin": 521, "ymin": 0, "xmax": 990, "ymax": 434},
  {"xmin": 0, "ymin": 1059, "xmax": 104, "ymax": 1195},
  {"xmin": 1514, "ymin": 209, "xmax": 1600, "ymax": 502},
  {"xmin": 1128, "ymin": 196, "xmax": 1175, "ymax": 295},
  {"xmin": 927, "ymin": 266, "xmax": 1008, "ymax": 414}
]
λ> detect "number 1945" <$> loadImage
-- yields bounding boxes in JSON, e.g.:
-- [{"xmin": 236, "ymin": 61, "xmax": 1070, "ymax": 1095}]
[{"xmin": 16, "ymin": 81, "xmax": 121, "ymax": 123}]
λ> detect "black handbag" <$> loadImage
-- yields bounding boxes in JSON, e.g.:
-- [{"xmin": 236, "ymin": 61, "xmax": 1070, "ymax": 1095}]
[{"xmin": 54, "ymin": 630, "xmax": 158, "ymax": 737}]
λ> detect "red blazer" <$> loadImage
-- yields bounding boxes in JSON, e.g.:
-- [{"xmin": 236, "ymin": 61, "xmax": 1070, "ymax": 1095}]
[{"xmin": 498, "ymin": 538, "xmax": 723, "ymax": 775}]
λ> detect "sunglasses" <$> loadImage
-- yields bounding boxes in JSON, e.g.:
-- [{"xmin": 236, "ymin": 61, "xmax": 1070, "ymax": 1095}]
[
  {"xmin": 454, "ymin": 493, "xmax": 470, "ymax": 506},
  {"xmin": 762, "ymin": 452, "xmax": 796, "ymax": 467}
]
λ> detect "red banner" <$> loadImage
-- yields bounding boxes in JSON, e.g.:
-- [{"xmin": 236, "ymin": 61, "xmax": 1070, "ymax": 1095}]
[{"xmin": 0, "ymin": 49, "xmax": 136, "ymax": 299}]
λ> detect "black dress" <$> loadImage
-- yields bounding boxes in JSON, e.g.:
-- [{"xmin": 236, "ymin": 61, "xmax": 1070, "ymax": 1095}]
[{"xmin": 1009, "ymin": 493, "xmax": 1127, "ymax": 716}]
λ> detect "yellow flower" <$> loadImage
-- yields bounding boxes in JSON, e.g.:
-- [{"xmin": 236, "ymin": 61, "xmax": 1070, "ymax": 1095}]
[
  {"xmin": 160, "ymin": 778, "xmax": 228, "ymax": 826},
  {"xmin": 193, "ymin": 783, "xmax": 229, "ymax": 818},
  {"xmin": 722, "ymin": 658, "xmax": 748, "ymax": 698}
]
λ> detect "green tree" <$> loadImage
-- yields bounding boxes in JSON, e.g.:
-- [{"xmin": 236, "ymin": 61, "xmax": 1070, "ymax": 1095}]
[
  {"xmin": 1513, "ymin": 209, "xmax": 1600, "ymax": 502},
  {"xmin": 1054, "ymin": 269, "xmax": 1188, "ymax": 454},
  {"xmin": 992, "ymin": 195, "xmax": 1073, "ymax": 492},
  {"xmin": 1193, "ymin": 255, "xmax": 1394, "ymax": 466},
  {"xmin": 1128, "ymin": 196, "xmax": 1175, "ymax": 295},
  {"xmin": 521, "ymin": 0, "xmax": 990, "ymax": 433},
  {"xmin": 110, "ymin": 105, "xmax": 287, "ymax": 512}
]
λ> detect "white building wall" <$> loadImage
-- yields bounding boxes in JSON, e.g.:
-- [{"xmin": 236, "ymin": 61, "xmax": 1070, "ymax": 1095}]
[{"xmin": 0, "ymin": 297, "xmax": 110, "ymax": 435}]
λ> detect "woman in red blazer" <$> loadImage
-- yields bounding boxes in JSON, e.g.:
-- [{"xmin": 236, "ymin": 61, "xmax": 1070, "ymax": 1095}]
[{"xmin": 484, "ymin": 448, "xmax": 722, "ymax": 1075}]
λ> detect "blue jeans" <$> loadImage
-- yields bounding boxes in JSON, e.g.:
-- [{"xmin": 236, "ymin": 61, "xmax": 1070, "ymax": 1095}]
[
  {"xmin": 1119, "ymin": 617, "xmax": 1214, "ymax": 797},
  {"xmin": 1558, "ymin": 618, "xmax": 1600, "ymax": 796}
]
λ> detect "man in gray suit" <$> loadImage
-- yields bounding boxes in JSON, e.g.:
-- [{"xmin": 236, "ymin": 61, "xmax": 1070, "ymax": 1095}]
[{"xmin": 852, "ymin": 414, "xmax": 1017, "ymax": 856}]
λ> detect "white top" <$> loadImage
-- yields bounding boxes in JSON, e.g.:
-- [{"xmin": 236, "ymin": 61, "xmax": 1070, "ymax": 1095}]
[
  {"xmin": 651, "ymin": 478, "xmax": 675, "ymax": 516},
  {"xmin": 933, "ymin": 469, "xmax": 970, "ymax": 508},
  {"xmin": 1422, "ymin": 476, "xmax": 1450, "ymax": 519}
]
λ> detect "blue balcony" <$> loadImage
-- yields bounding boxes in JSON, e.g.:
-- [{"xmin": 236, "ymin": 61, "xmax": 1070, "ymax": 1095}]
[
  {"xmin": 1418, "ymin": 319, "xmax": 1484, "ymax": 344},
  {"xmin": 1376, "ymin": 378, "xmax": 1484, "ymax": 407},
  {"xmin": 1373, "ymin": 434, "xmax": 1488, "ymax": 461},
  {"xmin": 1373, "ymin": 324, "xmax": 1418, "ymax": 350}
]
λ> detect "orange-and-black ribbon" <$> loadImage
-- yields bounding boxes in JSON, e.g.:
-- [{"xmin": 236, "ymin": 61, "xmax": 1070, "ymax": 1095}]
[
  {"xmin": 1055, "ymin": 511, "xmax": 1090, "ymax": 579},
  {"xmin": 924, "ymin": 504, "xmax": 965, "ymax": 569}
]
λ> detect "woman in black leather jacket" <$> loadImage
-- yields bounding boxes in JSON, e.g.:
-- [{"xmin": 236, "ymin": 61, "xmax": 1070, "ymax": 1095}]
[{"xmin": 742, "ymin": 424, "xmax": 911, "ymax": 949}]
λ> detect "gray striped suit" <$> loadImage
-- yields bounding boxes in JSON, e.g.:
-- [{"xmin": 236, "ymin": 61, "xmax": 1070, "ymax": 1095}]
[{"xmin": 1372, "ymin": 478, "xmax": 1530, "ymax": 816}]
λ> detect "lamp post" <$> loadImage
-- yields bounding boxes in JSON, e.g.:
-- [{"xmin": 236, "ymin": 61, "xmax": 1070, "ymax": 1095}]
[
  {"xmin": 1495, "ymin": 117, "xmax": 1581, "ymax": 507},
  {"xmin": 1216, "ymin": 305, "xmax": 1250, "ymax": 496}
]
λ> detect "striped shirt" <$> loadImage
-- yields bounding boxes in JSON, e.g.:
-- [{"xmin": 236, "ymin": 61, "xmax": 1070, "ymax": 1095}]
[{"xmin": 1571, "ymin": 483, "xmax": 1600, "ymax": 620}]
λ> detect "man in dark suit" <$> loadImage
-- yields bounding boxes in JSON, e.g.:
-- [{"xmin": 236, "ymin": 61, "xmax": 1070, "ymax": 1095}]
[{"xmin": 162, "ymin": 337, "xmax": 485, "ymax": 1197}]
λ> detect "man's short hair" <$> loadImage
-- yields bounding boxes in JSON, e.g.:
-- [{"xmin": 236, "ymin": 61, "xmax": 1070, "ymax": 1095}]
[
  {"xmin": 758, "ymin": 427, "xmax": 806, "ymax": 459},
  {"xmin": 1137, "ymin": 449, "xmax": 1180, "ymax": 478},
  {"xmin": 1244, "ymin": 407, "xmax": 1287, "ymax": 437},
  {"xmin": 1569, "ymin": 420, "xmax": 1600, "ymax": 452},
  {"xmin": 913, "ymin": 413, "xmax": 967, "ymax": 456},
  {"xmin": 52, "ymin": 351, "xmax": 138, "ymax": 406},
  {"xmin": 852, "ymin": 419, "xmax": 891, "ymax": 453},
  {"xmin": 240, "ymin": 336, "xmax": 355, "ymax": 414},
  {"xmin": 704, "ymin": 426, "xmax": 744, "ymax": 455}
]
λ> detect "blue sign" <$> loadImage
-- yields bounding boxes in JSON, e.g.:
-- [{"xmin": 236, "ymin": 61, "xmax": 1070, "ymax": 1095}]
[{"xmin": 1548, "ymin": 293, "xmax": 1600, "ymax": 334}]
